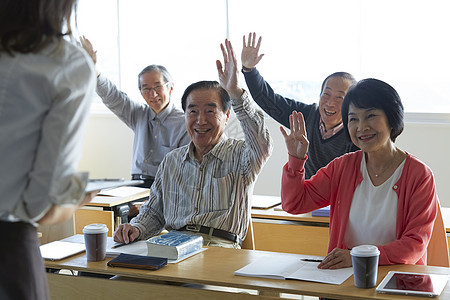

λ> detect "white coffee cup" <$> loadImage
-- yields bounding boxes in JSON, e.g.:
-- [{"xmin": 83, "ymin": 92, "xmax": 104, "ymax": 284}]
[
  {"xmin": 83, "ymin": 223, "xmax": 108, "ymax": 262},
  {"xmin": 350, "ymin": 245, "xmax": 380, "ymax": 288}
]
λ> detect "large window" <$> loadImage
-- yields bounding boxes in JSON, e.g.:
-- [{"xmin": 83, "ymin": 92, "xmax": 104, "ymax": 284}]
[{"xmin": 77, "ymin": 0, "xmax": 450, "ymax": 116}]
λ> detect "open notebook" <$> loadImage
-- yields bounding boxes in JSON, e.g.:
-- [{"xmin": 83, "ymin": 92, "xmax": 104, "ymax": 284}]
[{"xmin": 235, "ymin": 253, "xmax": 353, "ymax": 285}]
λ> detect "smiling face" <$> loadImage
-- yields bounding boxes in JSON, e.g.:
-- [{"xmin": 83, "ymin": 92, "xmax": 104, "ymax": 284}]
[
  {"xmin": 185, "ymin": 89, "xmax": 230, "ymax": 160},
  {"xmin": 139, "ymin": 70, "xmax": 173, "ymax": 114},
  {"xmin": 347, "ymin": 103, "xmax": 393, "ymax": 153},
  {"xmin": 318, "ymin": 76, "xmax": 353, "ymax": 131}
]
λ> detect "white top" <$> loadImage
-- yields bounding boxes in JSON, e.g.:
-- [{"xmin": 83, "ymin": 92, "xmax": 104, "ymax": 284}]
[
  {"xmin": 0, "ymin": 39, "xmax": 96, "ymax": 223},
  {"xmin": 345, "ymin": 153, "xmax": 405, "ymax": 248}
]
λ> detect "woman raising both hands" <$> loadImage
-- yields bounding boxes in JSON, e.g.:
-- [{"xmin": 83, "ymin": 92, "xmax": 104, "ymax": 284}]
[{"xmin": 281, "ymin": 78, "xmax": 438, "ymax": 269}]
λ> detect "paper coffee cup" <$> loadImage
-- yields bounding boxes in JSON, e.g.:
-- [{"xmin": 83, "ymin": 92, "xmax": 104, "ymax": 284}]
[
  {"xmin": 350, "ymin": 245, "xmax": 380, "ymax": 288},
  {"xmin": 83, "ymin": 223, "xmax": 108, "ymax": 262}
]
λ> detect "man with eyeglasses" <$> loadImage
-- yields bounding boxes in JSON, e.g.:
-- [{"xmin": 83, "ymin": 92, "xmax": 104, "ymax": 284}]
[{"xmin": 81, "ymin": 37, "xmax": 190, "ymax": 216}]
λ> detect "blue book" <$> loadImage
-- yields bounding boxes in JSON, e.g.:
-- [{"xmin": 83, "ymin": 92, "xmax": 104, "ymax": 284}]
[
  {"xmin": 146, "ymin": 231, "xmax": 203, "ymax": 260},
  {"xmin": 311, "ymin": 206, "xmax": 330, "ymax": 217},
  {"xmin": 107, "ymin": 253, "xmax": 167, "ymax": 270}
]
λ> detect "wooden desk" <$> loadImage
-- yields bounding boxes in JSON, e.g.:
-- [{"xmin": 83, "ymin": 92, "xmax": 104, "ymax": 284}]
[
  {"xmin": 253, "ymin": 205, "xmax": 450, "ymax": 258},
  {"xmin": 45, "ymin": 247, "xmax": 450, "ymax": 299},
  {"xmin": 251, "ymin": 206, "xmax": 330, "ymax": 256},
  {"xmin": 74, "ymin": 187, "xmax": 149, "ymax": 237}
]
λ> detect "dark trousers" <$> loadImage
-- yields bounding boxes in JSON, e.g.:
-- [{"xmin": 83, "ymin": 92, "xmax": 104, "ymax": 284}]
[{"xmin": 0, "ymin": 221, "xmax": 49, "ymax": 300}]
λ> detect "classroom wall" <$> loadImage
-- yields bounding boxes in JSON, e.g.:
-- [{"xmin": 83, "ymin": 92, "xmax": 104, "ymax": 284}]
[{"xmin": 77, "ymin": 113, "xmax": 450, "ymax": 207}]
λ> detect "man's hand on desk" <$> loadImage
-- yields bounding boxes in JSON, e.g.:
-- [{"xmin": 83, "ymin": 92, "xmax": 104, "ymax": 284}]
[{"xmin": 114, "ymin": 223, "xmax": 140, "ymax": 244}]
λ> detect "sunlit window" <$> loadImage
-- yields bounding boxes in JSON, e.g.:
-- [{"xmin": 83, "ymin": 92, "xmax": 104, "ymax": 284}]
[{"xmin": 77, "ymin": 0, "xmax": 450, "ymax": 116}]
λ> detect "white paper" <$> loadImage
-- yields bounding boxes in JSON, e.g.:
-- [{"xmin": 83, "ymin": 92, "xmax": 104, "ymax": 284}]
[
  {"xmin": 40, "ymin": 241, "xmax": 85, "ymax": 260},
  {"xmin": 97, "ymin": 186, "xmax": 148, "ymax": 197},
  {"xmin": 85, "ymin": 180, "xmax": 144, "ymax": 193},
  {"xmin": 235, "ymin": 254, "xmax": 353, "ymax": 285},
  {"xmin": 251, "ymin": 195, "xmax": 281, "ymax": 209},
  {"xmin": 61, "ymin": 235, "xmax": 148, "ymax": 257},
  {"xmin": 61, "ymin": 234, "xmax": 85, "ymax": 243},
  {"xmin": 105, "ymin": 240, "xmax": 148, "ymax": 257}
]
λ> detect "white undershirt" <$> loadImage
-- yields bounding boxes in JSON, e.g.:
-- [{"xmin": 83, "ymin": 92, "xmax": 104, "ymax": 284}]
[{"xmin": 344, "ymin": 153, "xmax": 405, "ymax": 248}]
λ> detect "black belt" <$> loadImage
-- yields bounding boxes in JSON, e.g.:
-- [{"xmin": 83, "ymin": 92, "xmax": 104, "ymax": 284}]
[
  {"xmin": 178, "ymin": 225, "xmax": 242, "ymax": 246},
  {"xmin": 132, "ymin": 174, "xmax": 155, "ymax": 181}
]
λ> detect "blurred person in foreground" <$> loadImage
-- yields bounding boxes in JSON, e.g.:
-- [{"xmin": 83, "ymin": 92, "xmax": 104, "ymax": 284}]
[{"xmin": 0, "ymin": 0, "xmax": 97, "ymax": 299}]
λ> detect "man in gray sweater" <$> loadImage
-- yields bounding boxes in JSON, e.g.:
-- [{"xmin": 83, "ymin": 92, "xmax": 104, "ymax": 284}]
[{"xmin": 241, "ymin": 33, "xmax": 358, "ymax": 179}]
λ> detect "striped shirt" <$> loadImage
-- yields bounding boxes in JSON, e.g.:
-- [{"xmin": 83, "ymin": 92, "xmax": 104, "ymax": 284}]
[{"xmin": 131, "ymin": 90, "xmax": 273, "ymax": 241}]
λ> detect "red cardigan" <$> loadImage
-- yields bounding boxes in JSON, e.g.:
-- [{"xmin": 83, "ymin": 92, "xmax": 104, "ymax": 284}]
[{"xmin": 281, "ymin": 150, "xmax": 437, "ymax": 265}]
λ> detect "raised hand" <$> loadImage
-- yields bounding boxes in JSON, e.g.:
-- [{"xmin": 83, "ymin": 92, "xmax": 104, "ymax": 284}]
[
  {"xmin": 80, "ymin": 36, "xmax": 100, "ymax": 76},
  {"xmin": 280, "ymin": 111, "xmax": 309, "ymax": 159},
  {"xmin": 216, "ymin": 39, "xmax": 243, "ymax": 99},
  {"xmin": 80, "ymin": 35, "xmax": 97, "ymax": 64},
  {"xmin": 241, "ymin": 32, "xmax": 264, "ymax": 70}
]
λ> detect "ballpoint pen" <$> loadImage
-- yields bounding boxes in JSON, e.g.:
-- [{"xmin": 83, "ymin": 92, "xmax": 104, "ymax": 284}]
[
  {"xmin": 111, "ymin": 239, "xmax": 138, "ymax": 249},
  {"xmin": 301, "ymin": 258, "xmax": 323, "ymax": 262}
]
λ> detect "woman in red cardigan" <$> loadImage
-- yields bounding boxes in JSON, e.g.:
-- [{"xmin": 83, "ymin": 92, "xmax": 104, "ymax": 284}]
[{"xmin": 281, "ymin": 78, "xmax": 437, "ymax": 269}]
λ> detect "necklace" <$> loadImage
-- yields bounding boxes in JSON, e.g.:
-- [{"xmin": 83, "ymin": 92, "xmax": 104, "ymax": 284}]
[{"xmin": 369, "ymin": 152, "xmax": 397, "ymax": 178}]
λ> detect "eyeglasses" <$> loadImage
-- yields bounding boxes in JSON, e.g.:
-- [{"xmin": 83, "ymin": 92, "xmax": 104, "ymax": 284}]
[{"xmin": 140, "ymin": 82, "xmax": 171, "ymax": 94}]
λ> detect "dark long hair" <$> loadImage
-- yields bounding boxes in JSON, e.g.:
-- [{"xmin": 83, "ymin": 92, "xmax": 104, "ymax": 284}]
[{"xmin": 0, "ymin": 0, "xmax": 78, "ymax": 55}]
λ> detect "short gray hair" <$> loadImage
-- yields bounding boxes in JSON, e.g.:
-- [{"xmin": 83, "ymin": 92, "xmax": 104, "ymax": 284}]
[{"xmin": 137, "ymin": 65, "xmax": 173, "ymax": 90}]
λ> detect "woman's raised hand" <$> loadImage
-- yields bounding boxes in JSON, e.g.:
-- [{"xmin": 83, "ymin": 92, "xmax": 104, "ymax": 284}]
[{"xmin": 280, "ymin": 111, "xmax": 309, "ymax": 159}]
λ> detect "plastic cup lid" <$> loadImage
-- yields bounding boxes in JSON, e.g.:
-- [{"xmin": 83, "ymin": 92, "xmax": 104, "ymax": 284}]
[
  {"xmin": 350, "ymin": 245, "xmax": 380, "ymax": 257},
  {"xmin": 83, "ymin": 223, "xmax": 108, "ymax": 234}
]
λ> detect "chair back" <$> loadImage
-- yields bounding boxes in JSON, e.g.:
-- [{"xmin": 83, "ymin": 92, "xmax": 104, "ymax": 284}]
[
  {"xmin": 427, "ymin": 203, "xmax": 449, "ymax": 267},
  {"xmin": 241, "ymin": 218, "xmax": 255, "ymax": 250},
  {"xmin": 241, "ymin": 188, "xmax": 256, "ymax": 250}
]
